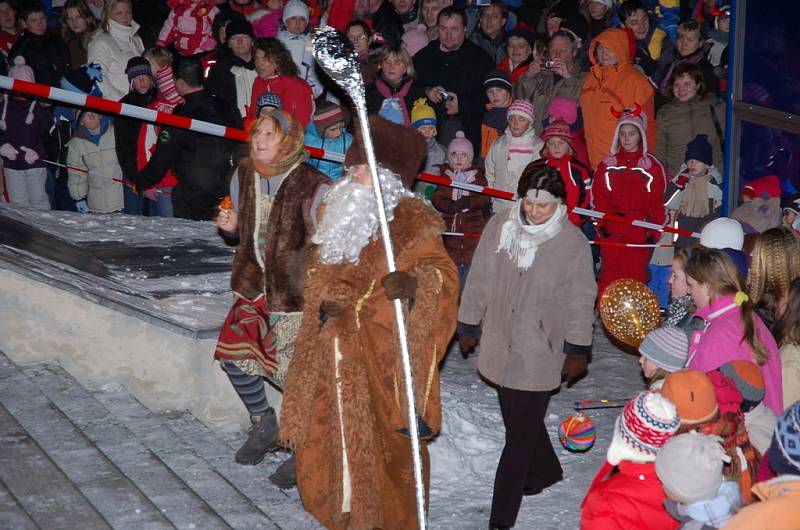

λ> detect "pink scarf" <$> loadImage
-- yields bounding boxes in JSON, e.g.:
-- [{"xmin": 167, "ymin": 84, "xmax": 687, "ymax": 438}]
[{"xmin": 375, "ymin": 77, "xmax": 412, "ymax": 126}]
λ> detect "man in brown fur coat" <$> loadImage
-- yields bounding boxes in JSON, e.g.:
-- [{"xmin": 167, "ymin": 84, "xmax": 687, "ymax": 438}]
[{"xmin": 279, "ymin": 116, "xmax": 460, "ymax": 530}]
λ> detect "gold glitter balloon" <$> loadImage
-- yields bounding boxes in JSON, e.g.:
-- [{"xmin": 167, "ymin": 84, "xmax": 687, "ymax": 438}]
[{"xmin": 599, "ymin": 279, "xmax": 661, "ymax": 348}]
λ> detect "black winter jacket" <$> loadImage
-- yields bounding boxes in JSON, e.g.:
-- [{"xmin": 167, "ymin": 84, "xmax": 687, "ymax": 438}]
[
  {"xmin": 135, "ymin": 89, "xmax": 242, "ymax": 220},
  {"xmin": 9, "ymin": 31, "xmax": 71, "ymax": 88}
]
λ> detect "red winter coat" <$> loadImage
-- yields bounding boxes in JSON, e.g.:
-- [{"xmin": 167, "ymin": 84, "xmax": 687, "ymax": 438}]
[
  {"xmin": 530, "ymin": 154, "xmax": 591, "ymax": 226},
  {"xmin": 580, "ymin": 461, "xmax": 680, "ymax": 530},
  {"xmin": 592, "ymin": 149, "xmax": 666, "ymax": 296},
  {"xmin": 248, "ymin": 75, "xmax": 314, "ymax": 127}
]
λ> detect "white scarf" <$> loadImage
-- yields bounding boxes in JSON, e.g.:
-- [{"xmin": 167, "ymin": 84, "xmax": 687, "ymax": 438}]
[{"xmin": 496, "ymin": 201, "xmax": 567, "ymax": 269}]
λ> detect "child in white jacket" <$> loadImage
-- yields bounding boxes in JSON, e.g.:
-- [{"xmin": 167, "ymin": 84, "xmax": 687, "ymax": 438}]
[
  {"xmin": 485, "ymin": 99, "xmax": 543, "ymax": 212},
  {"xmin": 276, "ymin": 0, "xmax": 322, "ymax": 98}
]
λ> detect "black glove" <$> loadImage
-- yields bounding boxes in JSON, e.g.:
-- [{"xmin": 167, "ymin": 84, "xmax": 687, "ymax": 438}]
[
  {"xmin": 396, "ymin": 415, "xmax": 435, "ymax": 440},
  {"xmin": 561, "ymin": 354, "xmax": 588, "ymax": 387},
  {"xmin": 381, "ymin": 271, "xmax": 417, "ymax": 300},
  {"xmin": 597, "ymin": 226, "xmax": 611, "ymax": 239},
  {"xmin": 458, "ymin": 335, "xmax": 478, "ymax": 356},
  {"xmin": 319, "ymin": 299, "xmax": 344, "ymax": 326}
]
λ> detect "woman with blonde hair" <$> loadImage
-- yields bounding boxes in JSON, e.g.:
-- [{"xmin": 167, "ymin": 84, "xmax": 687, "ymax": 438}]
[
  {"xmin": 685, "ymin": 247, "xmax": 784, "ymax": 414},
  {"xmin": 60, "ymin": 0, "xmax": 98, "ymax": 66},
  {"xmin": 214, "ymin": 111, "xmax": 331, "ymax": 474},
  {"xmin": 748, "ymin": 226, "xmax": 800, "ymax": 331},
  {"xmin": 87, "ymin": 0, "xmax": 144, "ymax": 100},
  {"xmin": 365, "ymin": 44, "xmax": 425, "ymax": 127}
]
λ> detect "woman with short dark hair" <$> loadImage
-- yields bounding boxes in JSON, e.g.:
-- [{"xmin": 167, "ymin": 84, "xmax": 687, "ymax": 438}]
[
  {"xmin": 655, "ymin": 62, "xmax": 725, "ymax": 177},
  {"xmin": 458, "ymin": 164, "xmax": 596, "ymax": 530}
]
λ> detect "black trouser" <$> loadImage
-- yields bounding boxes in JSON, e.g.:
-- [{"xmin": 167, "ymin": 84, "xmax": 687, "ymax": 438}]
[{"xmin": 490, "ymin": 386, "xmax": 563, "ymax": 527}]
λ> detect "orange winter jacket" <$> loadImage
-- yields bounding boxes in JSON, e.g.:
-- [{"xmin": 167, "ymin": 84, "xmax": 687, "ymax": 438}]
[
  {"xmin": 721, "ymin": 477, "xmax": 800, "ymax": 530},
  {"xmin": 580, "ymin": 28, "xmax": 656, "ymax": 169}
]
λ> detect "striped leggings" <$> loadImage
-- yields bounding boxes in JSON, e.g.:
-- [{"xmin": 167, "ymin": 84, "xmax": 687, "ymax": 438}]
[{"xmin": 220, "ymin": 361, "xmax": 272, "ymax": 416}]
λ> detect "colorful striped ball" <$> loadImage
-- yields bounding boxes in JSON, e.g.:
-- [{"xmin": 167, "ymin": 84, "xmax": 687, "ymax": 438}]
[{"xmin": 559, "ymin": 413, "xmax": 597, "ymax": 453}]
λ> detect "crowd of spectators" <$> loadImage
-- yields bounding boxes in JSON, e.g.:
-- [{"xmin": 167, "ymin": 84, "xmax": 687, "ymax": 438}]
[{"xmin": 2, "ymin": 2, "xmax": 800, "ymax": 529}]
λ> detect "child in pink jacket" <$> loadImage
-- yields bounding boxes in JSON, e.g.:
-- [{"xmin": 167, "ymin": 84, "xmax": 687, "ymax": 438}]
[{"xmin": 684, "ymin": 246, "xmax": 784, "ymax": 414}]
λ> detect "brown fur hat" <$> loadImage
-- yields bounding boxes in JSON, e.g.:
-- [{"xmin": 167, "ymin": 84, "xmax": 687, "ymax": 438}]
[{"xmin": 344, "ymin": 115, "xmax": 426, "ymax": 188}]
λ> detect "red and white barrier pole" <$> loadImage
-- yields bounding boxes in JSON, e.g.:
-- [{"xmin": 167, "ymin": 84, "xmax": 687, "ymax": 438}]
[
  {"xmin": 0, "ymin": 75, "xmax": 346, "ymax": 163},
  {"xmin": 417, "ymin": 173, "xmax": 701, "ymax": 239}
]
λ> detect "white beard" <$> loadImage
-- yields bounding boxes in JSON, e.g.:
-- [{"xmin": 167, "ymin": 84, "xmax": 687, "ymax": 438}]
[{"xmin": 312, "ymin": 166, "xmax": 414, "ymax": 265}]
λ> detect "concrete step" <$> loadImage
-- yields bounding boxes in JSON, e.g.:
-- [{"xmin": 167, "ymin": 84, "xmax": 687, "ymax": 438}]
[
  {"xmin": 20, "ymin": 360, "xmax": 238, "ymax": 530},
  {"xmin": 157, "ymin": 412, "xmax": 322, "ymax": 530},
  {"xmin": 91, "ymin": 388, "xmax": 283, "ymax": 530},
  {"xmin": 0, "ymin": 401, "xmax": 110, "ymax": 530},
  {"xmin": 0, "ymin": 352, "xmax": 169, "ymax": 529}
]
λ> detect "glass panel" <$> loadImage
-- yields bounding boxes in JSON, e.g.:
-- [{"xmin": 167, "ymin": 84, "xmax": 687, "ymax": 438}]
[
  {"xmin": 741, "ymin": 0, "xmax": 800, "ymax": 114},
  {"xmin": 737, "ymin": 121, "xmax": 800, "ymax": 202}
]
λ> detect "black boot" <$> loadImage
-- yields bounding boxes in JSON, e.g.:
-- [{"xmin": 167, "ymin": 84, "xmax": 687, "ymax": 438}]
[
  {"xmin": 488, "ymin": 524, "xmax": 511, "ymax": 530},
  {"xmin": 269, "ymin": 454, "xmax": 296, "ymax": 489},
  {"xmin": 235, "ymin": 410, "xmax": 278, "ymax": 465}
]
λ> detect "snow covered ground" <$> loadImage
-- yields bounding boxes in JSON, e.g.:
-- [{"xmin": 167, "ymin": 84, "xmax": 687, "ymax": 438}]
[
  {"xmin": 428, "ymin": 333, "xmax": 642, "ymax": 529},
  {"xmin": 0, "ymin": 205, "xmax": 646, "ymax": 529}
]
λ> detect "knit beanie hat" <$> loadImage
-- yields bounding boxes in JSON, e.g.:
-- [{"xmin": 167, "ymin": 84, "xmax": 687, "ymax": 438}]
[
  {"xmin": 226, "ymin": 17, "xmax": 255, "ymax": 39},
  {"xmin": 505, "ymin": 26, "xmax": 535, "ymax": 49},
  {"xmin": 61, "ymin": 63, "xmax": 104, "ymax": 97},
  {"xmin": 685, "ymin": 134, "xmax": 713, "ymax": 166},
  {"xmin": 4, "ymin": 56, "xmax": 36, "ymax": 128},
  {"xmin": 540, "ymin": 119, "xmax": 573, "ymax": 148},
  {"xmin": 660, "ymin": 370, "xmax": 719, "ymax": 425},
  {"xmin": 411, "ymin": 97, "xmax": 436, "ymax": 129},
  {"xmin": 507, "ymin": 99, "xmax": 535, "ymax": 125},
  {"xmin": 718, "ymin": 361, "xmax": 765, "ymax": 412},
  {"xmin": 256, "ymin": 91, "xmax": 282, "ymax": 115},
  {"xmin": 282, "ymin": 0, "xmax": 309, "ymax": 23},
  {"xmin": 606, "ymin": 391, "xmax": 680, "ymax": 466},
  {"xmin": 9, "ymin": 56, "xmax": 34, "ymax": 83},
  {"xmin": 447, "ymin": 131, "xmax": 474, "ymax": 161},
  {"xmin": 483, "ymin": 69, "xmax": 512, "ymax": 93},
  {"xmin": 126, "ymin": 56, "xmax": 152, "ymax": 83},
  {"xmin": 546, "ymin": 95, "xmax": 578, "ymax": 124},
  {"xmin": 655, "ymin": 432, "xmax": 730, "ymax": 504},
  {"xmin": 313, "ymin": 101, "xmax": 346, "ymax": 137},
  {"xmin": 638, "ymin": 327, "xmax": 690, "ymax": 373},
  {"xmin": 401, "ymin": 23, "xmax": 429, "ymax": 57},
  {"xmin": 769, "ymin": 400, "xmax": 800, "ymax": 475},
  {"xmin": 590, "ymin": 0, "xmax": 613, "ymax": 8},
  {"xmin": 699, "ymin": 217, "xmax": 745, "ymax": 251}
]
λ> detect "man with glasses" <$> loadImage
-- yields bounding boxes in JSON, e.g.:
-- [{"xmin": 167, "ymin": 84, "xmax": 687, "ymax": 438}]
[{"xmin": 413, "ymin": 5, "xmax": 493, "ymax": 150}]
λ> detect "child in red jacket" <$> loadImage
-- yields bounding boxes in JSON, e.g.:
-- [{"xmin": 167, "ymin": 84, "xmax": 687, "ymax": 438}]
[
  {"xmin": 592, "ymin": 107, "xmax": 667, "ymax": 297},
  {"xmin": 580, "ymin": 391, "xmax": 681, "ymax": 530}
]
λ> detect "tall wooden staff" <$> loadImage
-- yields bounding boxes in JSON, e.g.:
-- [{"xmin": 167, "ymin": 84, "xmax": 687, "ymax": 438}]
[{"xmin": 313, "ymin": 26, "xmax": 428, "ymax": 530}]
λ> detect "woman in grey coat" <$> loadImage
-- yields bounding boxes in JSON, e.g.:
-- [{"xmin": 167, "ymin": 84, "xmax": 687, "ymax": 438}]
[{"xmin": 458, "ymin": 165, "xmax": 596, "ymax": 530}]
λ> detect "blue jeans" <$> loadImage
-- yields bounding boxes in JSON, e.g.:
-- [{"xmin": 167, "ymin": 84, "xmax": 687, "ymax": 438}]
[
  {"xmin": 124, "ymin": 183, "xmax": 145, "ymax": 215},
  {"xmin": 648, "ymin": 264, "xmax": 672, "ymax": 309},
  {"xmin": 147, "ymin": 187, "xmax": 174, "ymax": 217}
]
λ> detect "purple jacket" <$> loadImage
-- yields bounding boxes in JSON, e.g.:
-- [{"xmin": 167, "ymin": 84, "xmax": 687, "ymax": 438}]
[
  {"xmin": 0, "ymin": 96, "xmax": 50, "ymax": 170},
  {"xmin": 688, "ymin": 294, "xmax": 784, "ymax": 414}
]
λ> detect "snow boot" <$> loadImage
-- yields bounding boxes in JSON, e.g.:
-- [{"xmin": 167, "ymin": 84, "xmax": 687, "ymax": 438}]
[
  {"xmin": 269, "ymin": 454, "xmax": 296, "ymax": 489},
  {"xmin": 235, "ymin": 410, "xmax": 278, "ymax": 465}
]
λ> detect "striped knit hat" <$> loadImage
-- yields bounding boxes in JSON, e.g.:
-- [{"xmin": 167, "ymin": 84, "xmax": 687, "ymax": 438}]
[
  {"xmin": 638, "ymin": 327, "xmax": 690, "ymax": 372},
  {"xmin": 719, "ymin": 361, "xmax": 764, "ymax": 412},
  {"xmin": 607, "ymin": 391, "xmax": 680, "ymax": 465},
  {"xmin": 540, "ymin": 119, "xmax": 573, "ymax": 146},
  {"xmin": 312, "ymin": 101, "xmax": 346, "ymax": 137},
  {"xmin": 507, "ymin": 99, "xmax": 534, "ymax": 124}
]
